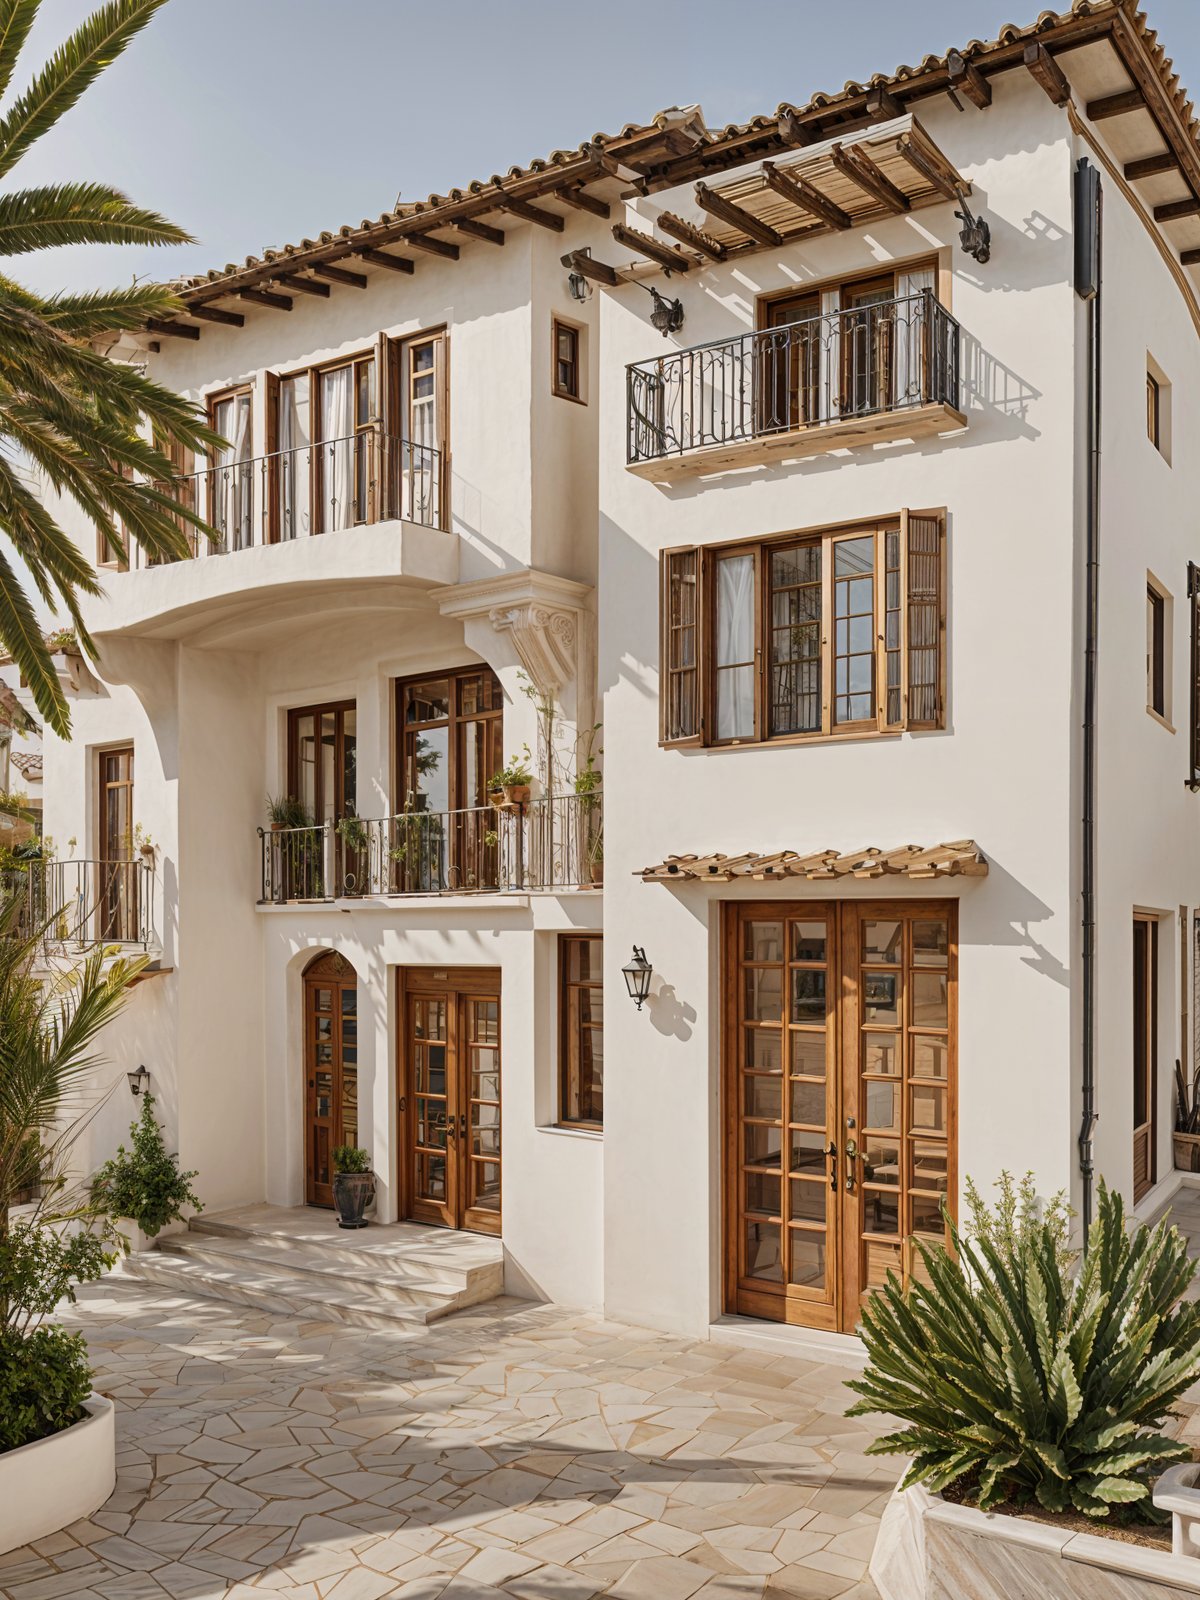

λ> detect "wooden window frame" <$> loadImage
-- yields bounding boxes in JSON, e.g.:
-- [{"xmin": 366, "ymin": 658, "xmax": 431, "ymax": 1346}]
[
  {"xmin": 551, "ymin": 316, "xmax": 585, "ymax": 404},
  {"xmin": 1133, "ymin": 912, "xmax": 1159, "ymax": 1204},
  {"xmin": 559, "ymin": 933, "xmax": 603, "ymax": 1129},
  {"xmin": 95, "ymin": 743, "xmax": 134, "ymax": 862},
  {"xmin": 286, "ymin": 699, "xmax": 357, "ymax": 823},
  {"xmin": 756, "ymin": 254, "xmax": 946, "ymax": 330},
  {"xmin": 660, "ymin": 510, "xmax": 946, "ymax": 750},
  {"xmin": 1147, "ymin": 372, "xmax": 1161, "ymax": 449},
  {"xmin": 394, "ymin": 664, "xmax": 504, "ymax": 816},
  {"xmin": 1147, "ymin": 576, "xmax": 1170, "ymax": 726},
  {"xmin": 1189, "ymin": 561, "xmax": 1200, "ymax": 788}
]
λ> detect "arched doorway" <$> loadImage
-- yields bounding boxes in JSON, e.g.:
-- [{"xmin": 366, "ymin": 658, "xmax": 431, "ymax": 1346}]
[{"xmin": 303, "ymin": 950, "xmax": 359, "ymax": 1207}]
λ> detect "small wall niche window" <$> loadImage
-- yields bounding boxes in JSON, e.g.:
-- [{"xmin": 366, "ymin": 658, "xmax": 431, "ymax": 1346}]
[
  {"xmin": 660, "ymin": 511, "xmax": 945, "ymax": 748},
  {"xmin": 560, "ymin": 934, "xmax": 603, "ymax": 1127},
  {"xmin": 552, "ymin": 317, "xmax": 583, "ymax": 403},
  {"xmin": 1146, "ymin": 357, "xmax": 1171, "ymax": 462},
  {"xmin": 1146, "ymin": 577, "xmax": 1171, "ymax": 726}
]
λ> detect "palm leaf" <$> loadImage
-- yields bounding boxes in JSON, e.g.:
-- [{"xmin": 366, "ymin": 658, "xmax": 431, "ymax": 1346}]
[
  {"xmin": 0, "ymin": 543, "xmax": 66, "ymax": 732},
  {"xmin": 0, "ymin": 182, "xmax": 192, "ymax": 254},
  {"xmin": 0, "ymin": 1, "xmax": 37, "ymax": 106}
]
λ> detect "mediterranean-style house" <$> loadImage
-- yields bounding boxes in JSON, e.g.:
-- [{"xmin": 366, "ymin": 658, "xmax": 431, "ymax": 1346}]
[{"xmin": 28, "ymin": 0, "xmax": 1200, "ymax": 1350}]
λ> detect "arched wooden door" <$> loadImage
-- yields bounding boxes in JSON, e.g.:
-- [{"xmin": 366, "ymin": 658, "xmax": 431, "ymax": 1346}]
[{"xmin": 303, "ymin": 951, "xmax": 359, "ymax": 1207}]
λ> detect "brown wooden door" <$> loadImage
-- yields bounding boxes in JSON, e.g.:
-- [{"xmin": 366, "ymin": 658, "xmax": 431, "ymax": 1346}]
[
  {"xmin": 402, "ymin": 968, "xmax": 501, "ymax": 1236},
  {"xmin": 724, "ymin": 901, "xmax": 956, "ymax": 1333},
  {"xmin": 1133, "ymin": 914, "xmax": 1158, "ymax": 1202},
  {"xmin": 303, "ymin": 952, "xmax": 359, "ymax": 1207},
  {"xmin": 96, "ymin": 745, "xmax": 136, "ymax": 942}
]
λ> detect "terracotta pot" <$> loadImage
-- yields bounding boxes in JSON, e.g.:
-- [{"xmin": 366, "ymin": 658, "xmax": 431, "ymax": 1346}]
[
  {"xmin": 332, "ymin": 1170, "xmax": 375, "ymax": 1229},
  {"xmin": 504, "ymin": 784, "xmax": 531, "ymax": 804},
  {"xmin": 270, "ymin": 821, "xmax": 285, "ymax": 833},
  {"xmin": 488, "ymin": 790, "xmax": 505, "ymax": 809},
  {"xmin": 590, "ymin": 861, "xmax": 604, "ymax": 886},
  {"xmin": 1174, "ymin": 1131, "xmax": 1200, "ymax": 1172}
]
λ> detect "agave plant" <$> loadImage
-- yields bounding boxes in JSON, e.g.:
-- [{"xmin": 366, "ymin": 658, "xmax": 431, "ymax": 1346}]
[{"xmin": 846, "ymin": 1178, "xmax": 1200, "ymax": 1522}]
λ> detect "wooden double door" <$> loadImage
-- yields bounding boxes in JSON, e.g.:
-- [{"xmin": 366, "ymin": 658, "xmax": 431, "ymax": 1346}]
[
  {"xmin": 401, "ymin": 969, "xmax": 501, "ymax": 1236},
  {"xmin": 724, "ymin": 901, "xmax": 956, "ymax": 1333},
  {"xmin": 303, "ymin": 951, "xmax": 359, "ymax": 1207}
]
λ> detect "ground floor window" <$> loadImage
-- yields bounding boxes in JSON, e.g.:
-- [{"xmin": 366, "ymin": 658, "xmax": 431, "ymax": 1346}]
[
  {"xmin": 1133, "ymin": 913, "xmax": 1159, "ymax": 1203},
  {"xmin": 560, "ymin": 934, "xmax": 603, "ymax": 1128}
]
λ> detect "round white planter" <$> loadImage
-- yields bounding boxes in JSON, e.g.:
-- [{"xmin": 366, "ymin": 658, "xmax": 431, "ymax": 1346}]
[
  {"xmin": 0, "ymin": 1395, "xmax": 115, "ymax": 1556},
  {"xmin": 115, "ymin": 1217, "xmax": 188, "ymax": 1254}
]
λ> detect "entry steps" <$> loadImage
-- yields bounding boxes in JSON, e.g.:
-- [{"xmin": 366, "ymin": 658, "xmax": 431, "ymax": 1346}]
[{"xmin": 116, "ymin": 1203, "xmax": 505, "ymax": 1331}]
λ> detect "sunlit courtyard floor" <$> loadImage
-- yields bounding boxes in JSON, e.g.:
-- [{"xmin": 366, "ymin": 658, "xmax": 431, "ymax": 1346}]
[{"xmin": 0, "ymin": 1274, "xmax": 891, "ymax": 1599}]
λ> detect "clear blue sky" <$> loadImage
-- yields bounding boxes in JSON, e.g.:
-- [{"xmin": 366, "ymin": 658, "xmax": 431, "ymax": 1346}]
[{"xmin": 14, "ymin": 0, "xmax": 1200, "ymax": 296}]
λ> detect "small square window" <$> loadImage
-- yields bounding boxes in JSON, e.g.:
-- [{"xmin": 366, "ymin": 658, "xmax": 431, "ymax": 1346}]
[{"xmin": 552, "ymin": 318, "xmax": 582, "ymax": 402}]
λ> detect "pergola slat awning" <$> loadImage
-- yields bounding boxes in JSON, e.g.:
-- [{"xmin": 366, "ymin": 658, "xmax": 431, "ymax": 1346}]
[{"xmin": 639, "ymin": 840, "xmax": 987, "ymax": 884}]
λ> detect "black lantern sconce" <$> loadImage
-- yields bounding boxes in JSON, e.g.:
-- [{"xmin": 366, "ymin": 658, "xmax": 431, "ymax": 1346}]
[
  {"xmin": 622, "ymin": 946, "xmax": 653, "ymax": 1010},
  {"xmin": 954, "ymin": 192, "xmax": 991, "ymax": 265},
  {"xmin": 567, "ymin": 268, "xmax": 593, "ymax": 304},
  {"xmin": 127, "ymin": 1063, "xmax": 150, "ymax": 1098},
  {"xmin": 641, "ymin": 283, "xmax": 684, "ymax": 337}
]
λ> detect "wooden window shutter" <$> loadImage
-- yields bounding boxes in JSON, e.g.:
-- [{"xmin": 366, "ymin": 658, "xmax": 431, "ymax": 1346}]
[
  {"xmin": 903, "ymin": 509, "xmax": 945, "ymax": 729},
  {"xmin": 264, "ymin": 372, "xmax": 281, "ymax": 543},
  {"xmin": 660, "ymin": 546, "xmax": 704, "ymax": 745},
  {"xmin": 375, "ymin": 333, "xmax": 393, "ymax": 521},
  {"xmin": 1189, "ymin": 561, "xmax": 1200, "ymax": 790}
]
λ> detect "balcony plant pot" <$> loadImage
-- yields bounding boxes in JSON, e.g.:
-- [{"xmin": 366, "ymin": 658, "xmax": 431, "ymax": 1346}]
[
  {"xmin": 503, "ymin": 784, "xmax": 531, "ymax": 805},
  {"xmin": 0, "ymin": 1395, "xmax": 115, "ymax": 1556},
  {"xmin": 591, "ymin": 861, "xmax": 604, "ymax": 886},
  {"xmin": 1174, "ymin": 1131, "xmax": 1200, "ymax": 1173},
  {"xmin": 488, "ymin": 788, "xmax": 505, "ymax": 809},
  {"xmin": 332, "ymin": 1170, "xmax": 374, "ymax": 1229},
  {"xmin": 114, "ymin": 1216, "xmax": 188, "ymax": 1255}
]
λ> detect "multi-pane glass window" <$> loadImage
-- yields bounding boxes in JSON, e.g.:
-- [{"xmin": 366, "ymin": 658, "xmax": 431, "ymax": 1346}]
[
  {"xmin": 209, "ymin": 388, "xmax": 253, "ymax": 550},
  {"xmin": 560, "ymin": 935, "xmax": 603, "ymax": 1127},
  {"xmin": 552, "ymin": 319, "xmax": 582, "ymax": 400}
]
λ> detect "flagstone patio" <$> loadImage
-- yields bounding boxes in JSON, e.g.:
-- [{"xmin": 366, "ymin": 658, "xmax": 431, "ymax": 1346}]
[{"xmin": 0, "ymin": 1272, "xmax": 891, "ymax": 1600}]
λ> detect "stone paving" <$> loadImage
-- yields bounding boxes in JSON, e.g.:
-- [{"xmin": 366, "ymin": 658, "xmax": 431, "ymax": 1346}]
[{"xmin": 0, "ymin": 1274, "xmax": 893, "ymax": 1600}]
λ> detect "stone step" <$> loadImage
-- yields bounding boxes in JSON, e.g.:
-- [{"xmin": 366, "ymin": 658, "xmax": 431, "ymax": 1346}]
[{"xmin": 116, "ymin": 1251, "xmax": 475, "ymax": 1332}]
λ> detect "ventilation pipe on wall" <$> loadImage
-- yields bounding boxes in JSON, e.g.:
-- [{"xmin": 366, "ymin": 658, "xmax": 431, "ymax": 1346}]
[{"xmin": 1075, "ymin": 156, "xmax": 1102, "ymax": 1241}]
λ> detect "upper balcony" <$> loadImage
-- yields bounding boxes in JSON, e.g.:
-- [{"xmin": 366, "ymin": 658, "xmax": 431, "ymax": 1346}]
[
  {"xmin": 5, "ymin": 858, "xmax": 156, "ymax": 953},
  {"xmin": 626, "ymin": 290, "xmax": 966, "ymax": 481}
]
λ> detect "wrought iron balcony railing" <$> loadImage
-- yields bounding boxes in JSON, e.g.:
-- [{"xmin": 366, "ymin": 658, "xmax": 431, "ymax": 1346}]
[
  {"xmin": 626, "ymin": 290, "xmax": 962, "ymax": 465},
  {"xmin": 258, "ymin": 793, "xmax": 602, "ymax": 904},
  {"xmin": 135, "ymin": 429, "xmax": 444, "ymax": 566},
  {"xmin": 3, "ymin": 858, "xmax": 154, "ymax": 950}
]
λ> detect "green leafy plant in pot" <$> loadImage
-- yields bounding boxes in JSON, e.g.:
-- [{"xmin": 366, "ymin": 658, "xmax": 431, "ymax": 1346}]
[
  {"xmin": 331, "ymin": 1145, "xmax": 374, "ymax": 1229},
  {"xmin": 91, "ymin": 1093, "xmax": 201, "ymax": 1246}
]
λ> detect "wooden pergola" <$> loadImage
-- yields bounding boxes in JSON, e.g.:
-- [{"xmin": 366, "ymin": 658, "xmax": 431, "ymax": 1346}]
[{"xmin": 639, "ymin": 841, "xmax": 988, "ymax": 884}]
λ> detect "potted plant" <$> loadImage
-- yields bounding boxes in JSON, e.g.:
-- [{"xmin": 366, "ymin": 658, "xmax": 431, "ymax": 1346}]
[
  {"xmin": 336, "ymin": 814, "xmax": 369, "ymax": 853},
  {"xmin": 267, "ymin": 794, "xmax": 311, "ymax": 832},
  {"xmin": 331, "ymin": 1145, "xmax": 374, "ymax": 1229},
  {"xmin": 133, "ymin": 823, "xmax": 155, "ymax": 863},
  {"xmin": 91, "ymin": 1092, "xmax": 202, "ymax": 1253},
  {"xmin": 497, "ymin": 746, "xmax": 533, "ymax": 806},
  {"xmin": 588, "ymin": 830, "xmax": 604, "ymax": 887},
  {"xmin": 1176, "ymin": 1056, "xmax": 1200, "ymax": 1171},
  {"xmin": 487, "ymin": 779, "xmax": 505, "ymax": 808}
]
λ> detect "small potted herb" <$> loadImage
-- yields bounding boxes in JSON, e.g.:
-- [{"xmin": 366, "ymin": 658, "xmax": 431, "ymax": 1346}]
[
  {"xmin": 331, "ymin": 1145, "xmax": 374, "ymax": 1229},
  {"xmin": 336, "ymin": 814, "xmax": 369, "ymax": 852},
  {"xmin": 497, "ymin": 746, "xmax": 533, "ymax": 805},
  {"xmin": 266, "ymin": 794, "xmax": 311, "ymax": 832}
]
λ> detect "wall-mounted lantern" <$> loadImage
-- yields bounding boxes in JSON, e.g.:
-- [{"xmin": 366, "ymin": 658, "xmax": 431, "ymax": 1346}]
[
  {"xmin": 622, "ymin": 946, "xmax": 653, "ymax": 1010},
  {"xmin": 643, "ymin": 284, "xmax": 684, "ymax": 337},
  {"xmin": 954, "ymin": 192, "xmax": 991, "ymax": 264},
  {"xmin": 127, "ymin": 1064, "xmax": 150, "ymax": 1098}
]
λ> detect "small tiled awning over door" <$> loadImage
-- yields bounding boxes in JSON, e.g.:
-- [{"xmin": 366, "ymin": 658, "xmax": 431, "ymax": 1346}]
[{"xmin": 638, "ymin": 840, "xmax": 987, "ymax": 884}]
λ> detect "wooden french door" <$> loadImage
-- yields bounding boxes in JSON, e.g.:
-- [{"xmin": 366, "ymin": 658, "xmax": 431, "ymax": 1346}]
[
  {"xmin": 1133, "ymin": 914, "xmax": 1158, "ymax": 1202},
  {"xmin": 303, "ymin": 951, "xmax": 359, "ymax": 1207},
  {"xmin": 724, "ymin": 901, "xmax": 956, "ymax": 1333},
  {"xmin": 401, "ymin": 968, "xmax": 501, "ymax": 1236},
  {"xmin": 96, "ymin": 745, "xmax": 137, "ymax": 942}
]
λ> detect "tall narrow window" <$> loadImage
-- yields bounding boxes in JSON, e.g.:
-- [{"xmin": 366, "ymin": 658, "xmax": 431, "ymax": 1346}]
[
  {"xmin": 403, "ymin": 333, "xmax": 445, "ymax": 527},
  {"xmin": 833, "ymin": 535, "xmax": 876, "ymax": 726},
  {"xmin": 96, "ymin": 745, "xmax": 135, "ymax": 942},
  {"xmin": 560, "ymin": 934, "xmax": 603, "ymax": 1127},
  {"xmin": 662, "ymin": 549, "xmax": 701, "ymax": 744},
  {"xmin": 1147, "ymin": 582, "xmax": 1167, "ymax": 720},
  {"xmin": 1147, "ymin": 373, "xmax": 1161, "ymax": 448},
  {"xmin": 208, "ymin": 388, "xmax": 253, "ymax": 551},
  {"xmin": 1133, "ymin": 914, "xmax": 1158, "ymax": 1202},
  {"xmin": 316, "ymin": 355, "xmax": 375, "ymax": 533},
  {"xmin": 715, "ymin": 552, "xmax": 756, "ymax": 742},
  {"xmin": 1189, "ymin": 562, "xmax": 1200, "ymax": 788},
  {"xmin": 769, "ymin": 545, "xmax": 821, "ymax": 736},
  {"xmin": 552, "ymin": 318, "xmax": 582, "ymax": 401},
  {"xmin": 288, "ymin": 702, "xmax": 356, "ymax": 824}
]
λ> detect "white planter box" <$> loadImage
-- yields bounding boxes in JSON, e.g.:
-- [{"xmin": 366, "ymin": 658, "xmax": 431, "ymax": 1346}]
[
  {"xmin": 872, "ymin": 1483, "xmax": 1200, "ymax": 1599},
  {"xmin": 0, "ymin": 1395, "xmax": 115, "ymax": 1555},
  {"xmin": 114, "ymin": 1217, "xmax": 188, "ymax": 1254}
]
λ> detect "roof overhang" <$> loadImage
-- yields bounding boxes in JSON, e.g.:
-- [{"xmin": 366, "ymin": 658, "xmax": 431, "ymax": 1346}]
[{"xmin": 640, "ymin": 841, "xmax": 988, "ymax": 884}]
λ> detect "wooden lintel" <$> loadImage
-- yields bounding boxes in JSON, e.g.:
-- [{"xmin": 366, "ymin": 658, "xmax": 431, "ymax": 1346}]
[
  {"xmin": 694, "ymin": 180, "xmax": 782, "ymax": 247},
  {"xmin": 1125, "ymin": 151, "xmax": 1178, "ymax": 181},
  {"xmin": 1023, "ymin": 41, "xmax": 1071, "ymax": 107},
  {"xmin": 1155, "ymin": 197, "xmax": 1200, "ymax": 223},
  {"xmin": 189, "ymin": 304, "xmax": 245, "ymax": 327},
  {"xmin": 559, "ymin": 186, "xmax": 611, "ymax": 219},
  {"xmin": 611, "ymin": 222, "xmax": 693, "ymax": 272},
  {"xmin": 946, "ymin": 49, "xmax": 991, "ymax": 109},
  {"xmin": 895, "ymin": 135, "xmax": 960, "ymax": 202},
  {"xmin": 145, "ymin": 318, "xmax": 199, "ymax": 340},
  {"xmin": 561, "ymin": 248, "xmax": 620, "ymax": 287},
  {"xmin": 455, "ymin": 217, "xmax": 505, "ymax": 245},
  {"xmin": 239, "ymin": 287, "xmax": 293, "ymax": 311},
  {"xmin": 657, "ymin": 211, "xmax": 727, "ymax": 260},
  {"xmin": 498, "ymin": 194, "xmax": 564, "ymax": 232},
  {"xmin": 404, "ymin": 231, "xmax": 461, "ymax": 259},
  {"xmin": 760, "ymin": 161, "xmax": 851, "ymax": 230},
  {"xmin": 1086, "ymin": 87, "xmax": 1144, "ymax": 122},
  {"xmin": 865, "ymin": 86, "xmax": 902, "ymax": 122},
  {"xmin": 830, "ymin": 144, "xmax": 910, "ymax": 213},
  {"xmin": 356, "ymin": 247, "xmax": 415, "ymax": 274},
  {"xmin": 278, "ymin": 274, "xmax": 331, "ymax": 297},
  {"xmin": 776, "ymin": 107, "xmax": 817, "ymax": 148}
]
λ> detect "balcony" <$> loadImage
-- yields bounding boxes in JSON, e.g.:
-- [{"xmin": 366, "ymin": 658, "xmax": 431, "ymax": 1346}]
[
  {"xmin": 626, "ymin": 291, "xmax": 966, "ymax": 480},
  {"xmin": 257, "ymin": 794, "xmax": 602, "ymax": 904},
  {"xmin": 4, "ymin": 859, "xmax": 155, "ymax": 951}
]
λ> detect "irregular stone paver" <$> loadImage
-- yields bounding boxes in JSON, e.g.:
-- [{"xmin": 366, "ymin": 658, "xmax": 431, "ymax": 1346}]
[{"xmin": 0, "ymin": 1277, "xmax": 891, "ymax": 1598}]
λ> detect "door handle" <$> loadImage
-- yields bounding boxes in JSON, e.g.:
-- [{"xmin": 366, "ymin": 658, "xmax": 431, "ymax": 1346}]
[
  {"xmin": 459, "ymin": 1113, "xmax": 467, "ymax": 1140},
  {"xmin": 845, "ymin": 1138, "xmax": 859, "ymax": 1193},
  {"xmin": 825, "ymin": 1140, "xmax": 837, "ymax": 1192}
]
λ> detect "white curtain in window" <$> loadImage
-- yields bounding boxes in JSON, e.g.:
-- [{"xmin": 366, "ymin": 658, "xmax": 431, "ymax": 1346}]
[
  {"xmin": 895, "ymin": 267, "xmax": 935, "ymax": 408},
  {"xmin": 322, "ymin": 366, "xmax": 355, "ymax": 531},
  {"xmin": 278, "ymin": 382, "xmax": 297, "ymax": 540},
  {"xmin": 215, "ymin": 395, "xmax": 252, "ymax": 551},
  {"xmin": 716, "ymin": 554, "xmax": 755, "ymax": 740}
]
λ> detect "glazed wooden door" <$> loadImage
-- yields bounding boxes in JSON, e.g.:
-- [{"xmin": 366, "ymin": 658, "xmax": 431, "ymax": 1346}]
[
  {"xmin": 402, "ymin": 969, "xmax": 501, "ymax": 1236},
  {"xmin": 96, "ymin": 745, "xmax": 136, "ymax": 942},
  {"xmin": 303, "ymin": 952, "xmax": 359, "ymax": 1207},
  {"xmin": 724, "ymin": 902, "xmax": 956, "ymax": 1333},
  {"xmin": 1133, "ymin": 915, "xmax": 1158, "ymax": 1202}
]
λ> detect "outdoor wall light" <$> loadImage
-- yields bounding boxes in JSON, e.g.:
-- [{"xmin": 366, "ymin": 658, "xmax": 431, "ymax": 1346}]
[
  {"xmin": 622, "ymin": 946, "xmax": 653, "ymax": 1009},
  {"xmin": 954, "ymin": 192, "xmax": 991, "ymax": 265},
  {"xmin": 644, "ymin": 284, "xmax": 684, "ymax": 337},
  {"xmin": 127, "ymin": 1064, "xmax": 150, "ymax": 1098},
  {"xmin": 567, "ymin": 267, "xmax": 593, "ymax": 303}
]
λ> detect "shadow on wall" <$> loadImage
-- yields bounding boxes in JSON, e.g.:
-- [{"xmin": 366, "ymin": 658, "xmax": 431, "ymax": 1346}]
[
  {"xmin": 78, "ymin": 975, "xmax": 180, "ymax": 1185},
  {"xmin": 646, "ymin": 981, "xmax": 697, "ymax": 1042},
  {"xmin": 973, "ymin": 852, "xmax": 1066, "ymax": 988}
]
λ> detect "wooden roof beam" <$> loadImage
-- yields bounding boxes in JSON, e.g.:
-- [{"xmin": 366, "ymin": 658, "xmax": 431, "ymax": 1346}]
[
  {"xmin": 497, "ymin": 193, "xmax": 564, "ymax": 232},
  {"xmin": 310, "ymin": 261, "xmax": 367, "ymax": 287},
  {"xmin": 1124, "ymin": 151, "xmax": 1178, "ymax": 181},
  {"xmin": 946, "ymin": 49, "xmax": 991, "ymax": 109},
  {"xmin": 1181, "ymin": 249, "xmax": 1200, "ymax": 266},
  {"xmin": 1086, "ymin": 87, "xmax": 1144, "ymax": 121},
  {"xmin": 455, "ymin": 217, "xmax": 505, "ymax": 245},
  {"xmin": 146, "ymin": 318, "xmax": 199, "ymax": 340},
  {"xmin": 1023, "ymin": 40, "xmax": 1070, "ymax": 107},
  {"xmin": 776, "ymin": 107, "xmax": 818, "ymax": 148},
  {"xmin": 865, "ymin": 86, "xmax": 902, "ymax": 122},
  {"xmin": 830, "ymin": 144, "xmax": 910, "ymax": 213},
  {"xmin": 561, "ymin": 248, "xmax": 620, "ymax": 286},
  {"xmin": 189, "ymin": 304, "xmax": 245, "ymax": 327},
  {"xmin": 611, "ymin": 222, "xmax": 693, "ymax": 272},
  {"xmin": 760, "ymin": 161, "xmax": 852, "ymax": 230},
  {"xmin": 695, "ymin": 180, "xmax": 782, "ymax": 246},
  {"xmin": 356, "ymin": 247, "xmax": 415, "ymax": 274},
  {"xmin": 277, "ymin": 274, "xmax": 331, "ymax": 297},
  {"xmin": 895, "ymin": 134, "xmax": 961, "ymax": 202},
  {"xmin": 656, "ymin": 211, "xmax": 727, "ymax": 260},
  {"xmin": 559, "ymin": 185, "xmax": 611, "ymax": 219},
  {"xmin": 1155, "ymin": 197, "xmax": 1200, "ymax": 222},
  {"xmin": 405, "ymin": 231, "xmax": 460, "ymax": 259},
  {"xmin": 238, "ymin": 287, "xmax": 292, "ymax": 311}
]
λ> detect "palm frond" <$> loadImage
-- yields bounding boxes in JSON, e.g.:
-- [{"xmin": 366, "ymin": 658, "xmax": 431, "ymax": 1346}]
[
  {"xmin": 0, "ymin": 542, "xmax": 67, "ymax": 734},
  {"xmin": 27, "ymin": 282, "xmax": 185, "ymax": 336},
  {"xmin": 0, "ymin": 183, "xmax": 192, "ymax": 255},
  {"xmin": 0, "ymin": 1, "xmax": 38, "ymax": 107}
]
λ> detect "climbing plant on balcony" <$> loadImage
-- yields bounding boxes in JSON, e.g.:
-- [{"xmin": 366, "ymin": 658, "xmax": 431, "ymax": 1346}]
[{"xmin": 0, "ymin": 0, "xmax": 218, "ymax": 737}]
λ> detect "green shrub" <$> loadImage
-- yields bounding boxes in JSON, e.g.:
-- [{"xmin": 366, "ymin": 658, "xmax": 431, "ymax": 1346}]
[
  {"xmin": 846, "ymin": 1177, "xmax": 1200, "ymax": 1523},
  {"xmin": 91, "ymin": 1093, "xmax": 201, "ymax": 1238},
  {"xmin": 332, "ymin": 1145, "xmax": 371, "ymax": 1175},
  {"xmin": 0, "ymin": 1326, "xmax": 92, "ymax": 1451}
]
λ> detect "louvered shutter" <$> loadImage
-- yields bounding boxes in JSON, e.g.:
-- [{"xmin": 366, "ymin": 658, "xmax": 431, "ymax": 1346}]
[
  {"xmin": 904, "ymin": 510, "xmax": 945, "ymax": 730},
  {"xmin": 660, "ymin": 546, "xmax": 704, "ymax": 745}
]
